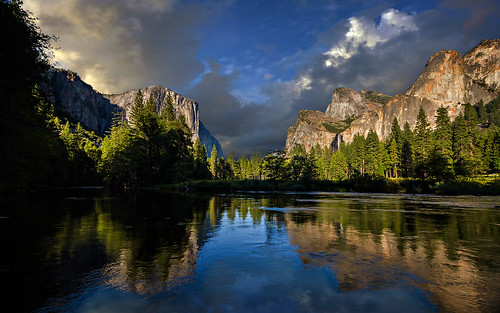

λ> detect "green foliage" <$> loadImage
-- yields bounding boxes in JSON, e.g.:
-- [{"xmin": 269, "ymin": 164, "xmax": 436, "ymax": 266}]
[
  {"xmin": 322, "ymin": 117, "xmax": 356, "ymax": 134},
  {"xmin": 364, "ymin": 93, "xmax": 392, "ymax": 104},
  {"xmin": 413, "ymin": 107, "xmax": 433, "ymax": 178},
  {"xmin": 99, "ymin": 92, "xmax": 196, "ymax": 186},
  {"xmin": 209, "ymin": 144, "xmax": 218, "ymax": 179},
  {"xmin": 262, "ymin": 153, "xmax": 287, "ymax": 181},
  {"xmin": 161, "ymin": 93, "xmax": 176, "ymax": 122},
  {"xmin": 0, "ymin": 1, "xmax": 64, "ymax": 189}
]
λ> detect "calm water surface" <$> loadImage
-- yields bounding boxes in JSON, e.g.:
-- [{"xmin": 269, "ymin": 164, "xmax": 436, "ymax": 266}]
[{"xmin": 1, "ymin": 189, "xmax": 500, "ymax": 312}]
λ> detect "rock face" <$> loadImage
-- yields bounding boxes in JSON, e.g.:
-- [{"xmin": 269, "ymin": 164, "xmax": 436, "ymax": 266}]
[
  {"xmin": 285, "ymin": 39, "xmax": 500, "ymax": 151},
  {"xmin": 285, "ymin": 88, "xmax": 388, "ymax": 153},
  {"xmin": 48, "ymin": 69, "xmax": 223, "ymax": 157},
  {"xmin": 325, "ymin": 87, "xmax": 385, "ymax": 121},
  {"xmin": 104, "ymin": 86, "xmax": 223, "ymax": 157},
  {"xmin": 284, "ymin": 110, "xmax": 339, "ymax": 153},
  {"xmin": 463, "ymin": 39, "xmax": 500, "ymax": 93},
  {"xmin": 47, "ymin": 69, "xmax": 122, "ymax": 134}
]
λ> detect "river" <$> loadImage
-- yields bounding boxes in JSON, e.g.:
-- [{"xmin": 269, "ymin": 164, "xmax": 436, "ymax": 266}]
[{"xmin": 1, "ymin": 189, "xmax": 499, "ymax": 312}]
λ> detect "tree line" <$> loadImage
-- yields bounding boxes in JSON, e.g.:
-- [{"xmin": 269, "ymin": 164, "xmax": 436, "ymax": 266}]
[
  {"xmin": 207, "ymin": 99, "xmax": 500, "ymax": 182},
  {"xmin": 2, "ymin": 1, "xmax": 499, "ymax": 190}
]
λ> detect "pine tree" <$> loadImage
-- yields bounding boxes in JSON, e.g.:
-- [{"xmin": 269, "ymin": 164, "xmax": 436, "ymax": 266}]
[
  {"xmin": 413, "ymin": 107, "xmax": 432, "ymax": 178},
  {"xmin": 227, "ymin": 152, "xmax": 237, "ymax": 179},
  {"xmin": 350, "ymin": 134, "xmax": 366, "ymax": 176},
  {"xmin": 430, "ymin": 107, "xmax": 454, "ymax": 179},
  {"xmin": 210, "ymin": 144, "xmax": 218, "ymax": 179},
  {"xmin": 161, "ymin": 92, "xmax": 176, "ymax": 123},
  {"xmin": 365, "ymin": 129, "xmax": 380, "ymax": 176},
  {"xmin": 329, "ymin": 151, "xmax": 348, "ymax": 180},
  {"xmin": 401, "ymin": 122, "xmax": 414, "ymax": 177},
  {"xmin": 452, "ymin": 113, "xmax": 470, "ymax": 175},
  {"xmin": 193, "ymin": 138, "xmax": 210, "ymax": 179},
  {"xmin": 463, "ymin": 103, "xmax": 484, "ymax": 175},
  {"xmin": 238, "ymin": 154, "xmax": 249, "ymax": 179},
  {"xmin": 389, "ymin": 139, "xmax": 399, "ymax": 177}
]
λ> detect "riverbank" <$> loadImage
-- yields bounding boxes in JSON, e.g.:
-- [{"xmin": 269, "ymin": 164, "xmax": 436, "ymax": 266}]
[{"xmin": 162, "ymin": 176, "xmax": 500, "ymax": 196}]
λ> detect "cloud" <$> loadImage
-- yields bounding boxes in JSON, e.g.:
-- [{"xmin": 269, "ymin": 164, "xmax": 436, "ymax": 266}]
[
  {"xmin": 24, "ymin": 0, "xmax": 206, "ymax": 94},
  {"xmin": 23, "ymin": 1, "xmax": 500, "ymax": 156},
  {"xmin": 324, "ymin": 9, "xmax": 418, "ymax": 67}
]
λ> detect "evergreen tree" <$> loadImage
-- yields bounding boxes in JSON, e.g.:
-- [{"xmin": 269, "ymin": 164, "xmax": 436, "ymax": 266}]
[
  {"xmin": 430, "ymin": 107, "xmax": 454, "ymax": 179},
  {"xmin": 0, "ymin": 1, "xmax": 63, "ymax": 188},
  {"xmin": 401, "ymin": 122, "xmax": 414, "ymax": 177},
  {"xmin": 238, "ymin": 154, "xmax": 249, "ymax": 179},
  {"xmin": 226, "ymin": 152, "xmax": 237, "ymax": 179},
  {"xmin": 99, "ymin": 121, "xmax": 134, "ymax": 186},
  {"xmin": 463, "ymin": 103, "xmax": 484, "ymax": 175},
  {"xmin": 389, "ymin": 139, "xmax": 400, "ymax": 178},
  {"xmin": 387, "ymin": 117, "xmax": 403, "ymax": 177},
  {"xmin": 365, "ymin": 129, "xmax": 380, "ymax": 176},
  {"xmin": 413, "ymin": 107, "xmax": 432, "ymax": 178},
  {"xmin": 193, "ymin": 138, "xmax": 210, "ymax": 179},
  {"xmin": 329, "ymin": 151, "xmax": 348, "ymax": 180},
  {"xmin": 350, "ymin": 134, "xmax": 366, "ymax": 176},
  {"xmin": 452, "ymin": 113, "xmax": 470, "ymax": 175},
  {"xmin": 161, "ymin": 92, "xmax": 176, "ymax": 122},
  {"xmin": 378, "ymin": 141, "xmax": 391, "ymax": 178},
  {"xmin": 250, "ymin": 152, "xmax": 263, "ymax": 180},
  {"xmin": 210, "ymin": 144, "xmax": 218, "ymax": 179},
  {"xmin": 262, "ymin": 152, "xmax": 286, "ymax": 181}
]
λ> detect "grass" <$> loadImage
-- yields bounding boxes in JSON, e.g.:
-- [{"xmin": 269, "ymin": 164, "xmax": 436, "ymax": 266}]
[{"xmin": 158, "ymin": 175, "xmax": 500, "ymax": 196}]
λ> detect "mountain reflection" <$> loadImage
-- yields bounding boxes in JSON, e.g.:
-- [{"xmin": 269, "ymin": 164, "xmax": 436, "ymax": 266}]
[{"xmin": 2, "ymin": 191, "xmax": 499, "ymax": 312}]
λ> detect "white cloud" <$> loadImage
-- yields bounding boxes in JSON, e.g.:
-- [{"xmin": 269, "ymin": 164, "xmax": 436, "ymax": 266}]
[{"xmin": 324, "ymin": 9, "xmax": 418, "ymax": 67}]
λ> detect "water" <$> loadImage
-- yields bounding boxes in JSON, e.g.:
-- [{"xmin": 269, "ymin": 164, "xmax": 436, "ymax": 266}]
[{"xmin": 1, "ymin": 189, "xmax": 500, "ymax": 312}]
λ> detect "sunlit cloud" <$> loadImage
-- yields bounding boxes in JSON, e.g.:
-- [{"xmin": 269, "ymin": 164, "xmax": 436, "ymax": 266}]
[
  {"xmin": 24, "ymin": 0, "xmax": 205, "ymax": 94},
  {"xmin": 324, "ymin": 9, "xmax": 418, "ymax": 67}
]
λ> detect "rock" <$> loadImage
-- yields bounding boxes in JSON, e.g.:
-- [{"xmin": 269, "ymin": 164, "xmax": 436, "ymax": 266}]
[
  {"xmin": 325, "ymin": 87, "xmax": 385, "ymax": 121},
  {"xmin": 286, "ymin": 39, "xmax": 499, "ymax": 150},
  {"xmin": 343, "ymin": 43, "xmax": 497, "ymax": 143},
  {"xmin": 47, "ymin": 69, "xmax": 122, "ymax": 135},
  {"xmin": 47, "ymin": 69, "xmax": 223, "ymax": 157},
  {"xmin": 463, "ymin": 39, "xmax": 500, "ymax": 93},
  {"xmin": 284, "ymin": 110, "xmax": 344, "ymax": 154},
  {"xmin": 104, "ymin": 86, "xmax": 223, "ymax": 157},
  {"xmin": 285, "ymin": 88, "xmax": 388, "ymax": 154}
]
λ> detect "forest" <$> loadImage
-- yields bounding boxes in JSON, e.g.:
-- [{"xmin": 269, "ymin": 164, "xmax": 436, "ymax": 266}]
[{"xmin": 1, "ymin": 0, "xmax": 500, "ymax": 192}]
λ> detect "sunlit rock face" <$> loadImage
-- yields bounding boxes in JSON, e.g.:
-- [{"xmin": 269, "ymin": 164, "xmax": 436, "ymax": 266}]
[
  {"xmin": 105, "ymin": 86, "xmax": 223, "ymax": 157},
  {"xmin": 47, "ymin": 69, "xmax": 122, "ymax": 135},
  {"xmin": 284, "ymin": 110, "xmax": 338, "ymax": 154},
  {"xmin": 342, "ymin": 40, "xmax": 498, "ymax": 143},
  {"xmin": 285, "ymin": 88, "xmax": 388, "ymax": 154},
  {"xmin": 325, "ymin": 87, "xmax": 384, "ymax": 121},
  {"xmin": 286, "ymin": 39, "xmax": 499, "ymax": 149},
  {"xmin": 463, "ymin": 39, "xmax": 500, "ymax": 93}
]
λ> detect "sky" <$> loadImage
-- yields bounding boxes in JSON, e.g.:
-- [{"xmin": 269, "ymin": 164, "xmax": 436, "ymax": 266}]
[{"xmin": 25, "ymin": 0, "xmax": 500, "ymax": 156}]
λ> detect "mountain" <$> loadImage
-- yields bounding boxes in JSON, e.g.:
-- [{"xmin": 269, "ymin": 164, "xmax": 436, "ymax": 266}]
[
  {"xmin": 284, "ymin": 87, "xmax": 390, "ymax": 153},
  {"xmin": 48, "ymin": 68, "xmax": 122, "ymax": 134},
  {"xmin": 47, "ymin": 69, "xmax": 222, "ymax": 156},
  {"xmin": 104, "ymin": 86, "xmax": 222, "ymax": 156},
  {"xmin": 285, "ymin": 39, "xmax": 499, "ymax": 153}
]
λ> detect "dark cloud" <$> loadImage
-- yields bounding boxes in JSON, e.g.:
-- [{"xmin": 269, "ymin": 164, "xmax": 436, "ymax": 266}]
[
  {"xmin": 24, "ymin": 1, "xmax": 500, "ymax": 156},
  {"xmin": 25, "ymin": 0, "xmax": 206, "ymax": 93},
  {"xmin": 195, "ymin": 4, "xmax": 500, "ymax": 156}
]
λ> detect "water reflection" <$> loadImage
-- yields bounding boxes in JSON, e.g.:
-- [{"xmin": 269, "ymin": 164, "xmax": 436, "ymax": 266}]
[{"xmin": 1, "ymin": 191, "xmax": 499, "ymax": 312}]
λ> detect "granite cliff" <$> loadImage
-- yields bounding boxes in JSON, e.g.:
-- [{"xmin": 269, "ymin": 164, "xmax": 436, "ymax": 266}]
[
  {"xmin": 105, "ymin": 86, "xmax": 223, "ymax": 156},
  {"xmin": 285, "ymin": 39, "xmax": 499, "ymax": 152},
  {"xmin": 48, "ymin": 69, "xmax": 122, "ymax": 134},
  {"xmin": 285, "ymin": 87, "xmax": 389, "ymax": 153},
  {"xmin": 48, "ymin": 69, "xmax": 222, "ymax": 156}
]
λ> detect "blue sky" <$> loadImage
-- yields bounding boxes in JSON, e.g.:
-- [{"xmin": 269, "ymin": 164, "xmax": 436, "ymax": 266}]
[{"xmin": 25, "ymin": 0, "xmax": 500, "ymax": 155}]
